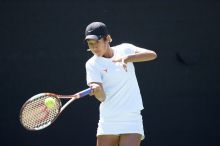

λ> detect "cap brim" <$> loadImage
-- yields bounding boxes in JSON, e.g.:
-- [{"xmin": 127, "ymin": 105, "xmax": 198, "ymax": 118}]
[{"xmin": 85, "ymin": 35, "xmax": 99, "ymax": 40}]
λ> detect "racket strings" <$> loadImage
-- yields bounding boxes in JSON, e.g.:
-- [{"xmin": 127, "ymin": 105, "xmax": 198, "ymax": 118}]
[{"xmin": 21, "ymin": 95, "xmax": 60, "ymax": 130}]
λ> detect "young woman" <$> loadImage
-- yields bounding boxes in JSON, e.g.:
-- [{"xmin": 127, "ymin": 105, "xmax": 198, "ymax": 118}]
[{"xmin": 84, "ymin": 22, "xmax": 157, "ymax": 146}]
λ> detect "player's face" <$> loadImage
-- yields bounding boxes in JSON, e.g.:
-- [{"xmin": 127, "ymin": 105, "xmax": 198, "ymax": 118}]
[{"xmin": 87, "ymin": 38, "xmax": 108, "ymax": 57}]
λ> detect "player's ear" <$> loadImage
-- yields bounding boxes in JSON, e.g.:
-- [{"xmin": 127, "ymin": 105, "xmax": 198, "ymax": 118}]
[{"xmin": 106, "ymin": 35, "xmax": 112, "ymax": 43}]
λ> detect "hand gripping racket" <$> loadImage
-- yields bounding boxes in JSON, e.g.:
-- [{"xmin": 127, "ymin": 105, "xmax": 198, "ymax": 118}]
[{"xmin": 19, "ymin": 88, "xmax": 92, "ymax": 131}]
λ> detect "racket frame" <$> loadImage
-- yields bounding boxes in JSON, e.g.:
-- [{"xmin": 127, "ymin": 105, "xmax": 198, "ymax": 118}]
[{"xmin": 19, "ymin": 88, "xmax": 92, "ymax": 131}]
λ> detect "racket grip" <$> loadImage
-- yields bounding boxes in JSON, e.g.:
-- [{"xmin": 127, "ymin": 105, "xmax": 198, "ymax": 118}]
[{"xmin": 78, "ymin": 88, "xmax": 92, "ymax": 97}]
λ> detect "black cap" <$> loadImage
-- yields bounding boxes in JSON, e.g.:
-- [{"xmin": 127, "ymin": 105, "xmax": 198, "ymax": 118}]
[{"xmin": 85, "ymin": 22, "xmax": 109, "ymax": 40}]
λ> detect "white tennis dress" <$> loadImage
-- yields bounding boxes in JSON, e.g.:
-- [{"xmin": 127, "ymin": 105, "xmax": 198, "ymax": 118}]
[{"xmin": 86, "ymin": 43, "xmax": 145, "ymax": 140}]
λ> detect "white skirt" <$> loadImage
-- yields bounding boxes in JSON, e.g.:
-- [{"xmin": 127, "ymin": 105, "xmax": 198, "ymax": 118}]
[{"xmin": 97, "ymin": 111, "xmax": 145, "ymax": 140}]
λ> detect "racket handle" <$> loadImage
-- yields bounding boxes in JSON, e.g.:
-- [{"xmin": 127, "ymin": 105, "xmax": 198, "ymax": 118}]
[{"xmin": 78, "ymin": 88, "xmax": 92, "ymax": 97}]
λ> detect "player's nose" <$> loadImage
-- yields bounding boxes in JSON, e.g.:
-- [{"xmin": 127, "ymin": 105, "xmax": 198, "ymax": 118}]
[{"xmin": 90, "ymin": 46, "xmax": 98, "ymax": 51}]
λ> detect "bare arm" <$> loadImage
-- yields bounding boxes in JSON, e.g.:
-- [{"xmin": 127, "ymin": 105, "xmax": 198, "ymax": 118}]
[
  {"xmin": 125, "ymin": 47, "xmax": 157, "ymax": 63},
  {"xmin": 89, "ymin": 82, "xmax": 106, "ymax": 102},
  {"xmin": 112, "ymin": 47, "xmax": 157, "ymax": 64}
]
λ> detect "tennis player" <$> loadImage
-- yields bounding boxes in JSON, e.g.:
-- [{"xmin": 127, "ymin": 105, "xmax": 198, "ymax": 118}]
[{"xmin": 84, "ymin": 22, "xmax": 157, "ymax": 146}]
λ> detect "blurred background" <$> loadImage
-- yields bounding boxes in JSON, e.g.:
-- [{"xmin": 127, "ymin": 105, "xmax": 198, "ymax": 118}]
[{"xmin": 1, "ymin": 0, "xmax": 220, "ymax": 146}]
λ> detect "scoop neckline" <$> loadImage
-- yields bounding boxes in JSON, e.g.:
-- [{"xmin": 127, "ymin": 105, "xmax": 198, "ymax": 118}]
[{"xmin": 97, "ymin": 47, "xmax": 116, "ymax": 60}]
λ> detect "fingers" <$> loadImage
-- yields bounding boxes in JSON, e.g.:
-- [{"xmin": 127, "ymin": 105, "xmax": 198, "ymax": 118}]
[
  {"xmin": 89, "ymin": 83, "xmax": 101, "ymax": 95},
  {"xmin": 89, "ymin": 85, "xmax": 95, "ymax": 96},
  {"xmin": 121, "ymin": 58, "xmax": 127, "ymax": 72},
  {"xmin": 88, "ymin": 83, "xmax": 106, "ymax": 102},
  {"xmin": 112, "ymin": 57, "xmax": 128, "ymax": 72}
]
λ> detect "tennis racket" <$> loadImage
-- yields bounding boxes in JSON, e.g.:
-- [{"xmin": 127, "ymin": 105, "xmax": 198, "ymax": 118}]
[{"xmin": 20, "ymin": 88, "xmax": 92, "ymax": 131}]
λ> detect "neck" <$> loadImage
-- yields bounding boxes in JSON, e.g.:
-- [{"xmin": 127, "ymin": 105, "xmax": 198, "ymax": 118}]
[{"xmin": 103, "ymin": 46, "xmax": 113, "ymax": 58}]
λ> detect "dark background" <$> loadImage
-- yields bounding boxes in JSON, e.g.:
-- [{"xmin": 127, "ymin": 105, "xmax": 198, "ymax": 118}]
[{"xmin": 1, "ymin": 0, "xmax": 220, "ymax": 146}]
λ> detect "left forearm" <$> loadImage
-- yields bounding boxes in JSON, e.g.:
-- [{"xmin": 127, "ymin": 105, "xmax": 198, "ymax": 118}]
[{"xmin": 125, "ymin": 50, "xmax": 157, "ymax": 63}]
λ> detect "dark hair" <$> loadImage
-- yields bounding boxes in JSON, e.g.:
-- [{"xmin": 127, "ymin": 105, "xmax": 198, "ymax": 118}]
[{"xmin": 103, "ymin": 36, "xmax": 108, "ymax": 41}]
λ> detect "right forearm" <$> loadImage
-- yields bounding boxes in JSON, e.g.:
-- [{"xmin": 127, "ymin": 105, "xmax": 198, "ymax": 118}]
[{"xmin": 94, "ymin": 93, "xmax": 105, "ymax": 102}]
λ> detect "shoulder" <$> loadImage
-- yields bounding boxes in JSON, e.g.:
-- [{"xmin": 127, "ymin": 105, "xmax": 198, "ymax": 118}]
[
  {"xmin": 113, "ymin": 43, "xmax": 135, "ymax": 49},
  {"xmin": 86, "ymin": 56, "xmax": 97, "ymax": 67},
  {"xmin": 113, "ymin": 43, "xmax": 137, "ymax": 54}
]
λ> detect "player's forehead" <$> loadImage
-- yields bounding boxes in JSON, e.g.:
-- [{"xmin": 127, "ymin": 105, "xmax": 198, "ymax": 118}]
[
  {"xmin": 87, "ymin": 38, "xmax": 104, "ymax": 44},
  {"xmin": 87, "ymin": 39, "xmax": 98, "ymax": 44}
]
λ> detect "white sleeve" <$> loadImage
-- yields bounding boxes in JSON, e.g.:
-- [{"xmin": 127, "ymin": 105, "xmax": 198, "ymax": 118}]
[
  {"xmin": 122, "ymin": 43, "xmax": 139, "ymax": 55},
  {"xmin": 85, "ymin": 62, "xmax": 102, "ymax": 85}
]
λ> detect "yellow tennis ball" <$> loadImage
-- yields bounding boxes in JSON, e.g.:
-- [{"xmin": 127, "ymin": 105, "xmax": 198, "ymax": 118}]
[{"xmin": 44, "ymin": 97, "xmax": 56, "ymax": 109}]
